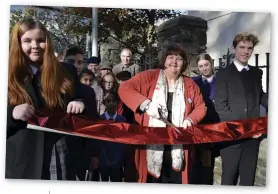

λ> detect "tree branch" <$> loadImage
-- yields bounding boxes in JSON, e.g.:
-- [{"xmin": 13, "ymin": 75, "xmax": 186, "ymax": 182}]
[{"xmin": 101, "ymin": 28, "xmax": 144, "ymax": 55}]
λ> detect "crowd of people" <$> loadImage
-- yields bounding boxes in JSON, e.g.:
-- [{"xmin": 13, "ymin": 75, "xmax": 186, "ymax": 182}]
[{"xmin": 6, "ymin": 17, "xmax": 268, "ymax": 186}]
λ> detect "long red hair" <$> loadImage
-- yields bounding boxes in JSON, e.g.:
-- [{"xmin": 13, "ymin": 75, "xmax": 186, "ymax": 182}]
[{"xmin": 8, "ymin": 18, "xmax": 73, "ymax": 109}]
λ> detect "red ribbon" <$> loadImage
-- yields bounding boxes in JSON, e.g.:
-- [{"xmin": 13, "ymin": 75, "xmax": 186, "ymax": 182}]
[{"xmin": 27, "ymin": 109, "xmax": 267, "ymax": 145}]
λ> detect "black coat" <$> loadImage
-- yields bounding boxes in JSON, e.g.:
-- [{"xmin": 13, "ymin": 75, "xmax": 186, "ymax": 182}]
[
  {"xmin": 214, "ymin": 63, "xmax": 268, "ymax": 185},
  {"xmin": 214, "ymin": 63, "xmax": 268, "ymax": 122},
  {"xmin": 6, "ymin": 63, "xmax": 88, "ymax": 180}
]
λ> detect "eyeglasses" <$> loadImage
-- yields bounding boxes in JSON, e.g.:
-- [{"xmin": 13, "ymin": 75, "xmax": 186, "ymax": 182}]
[{"xmin": 102, "ymin": 81, "xmax": 114, "ymax": 84}]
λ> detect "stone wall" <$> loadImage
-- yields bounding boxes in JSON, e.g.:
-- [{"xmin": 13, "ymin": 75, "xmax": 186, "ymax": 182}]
[
  {"xmin": 99, "ymin": 37, "xmax": 141, "ymax": 67},
  {"xmin": 213, "ymin": 138, "xmax": 267, "ymax": 186},
  {"xmin": 100, "ymin": 37, "xmax": 122, "ymax": 66}
]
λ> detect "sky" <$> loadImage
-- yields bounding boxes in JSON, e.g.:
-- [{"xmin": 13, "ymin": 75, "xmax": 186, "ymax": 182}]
[
  {"xmin": 10, "ymin": 5, "xmax": 188, "ymax": 14},
  {"xmin": 10, "ymin": 5, "xmax": 24, "ymax": 10}
]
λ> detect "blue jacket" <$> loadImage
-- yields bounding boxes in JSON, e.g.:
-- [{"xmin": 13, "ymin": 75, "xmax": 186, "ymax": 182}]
[
  {"xmin": 192, "ymin": 75, "xmax": 220, "ymax": 124},
  {"xmin": 98, "ymin": 113, "xmax": 127, "ymax": 168}
]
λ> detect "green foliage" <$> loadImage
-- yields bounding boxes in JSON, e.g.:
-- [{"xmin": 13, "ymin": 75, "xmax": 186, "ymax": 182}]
[{"xmin": 9, "ymin": 6, "xmax": 186, "ymax": 65}]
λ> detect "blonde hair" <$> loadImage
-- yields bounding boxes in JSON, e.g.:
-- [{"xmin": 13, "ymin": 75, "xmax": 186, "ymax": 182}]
[{"xmin": 233, "ymin": 32, "xmax": 259, "ymax": 48}]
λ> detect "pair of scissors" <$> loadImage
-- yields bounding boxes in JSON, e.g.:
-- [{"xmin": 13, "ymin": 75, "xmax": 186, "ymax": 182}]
[{"xmin": 157, "ymin": 108, "xmax": 182, "ymax": 135}]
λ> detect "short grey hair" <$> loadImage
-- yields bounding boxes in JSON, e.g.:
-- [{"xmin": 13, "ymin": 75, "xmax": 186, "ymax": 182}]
[{"xmin": 120, "ymin": 48, "xmax": 132, "ymax": 57}]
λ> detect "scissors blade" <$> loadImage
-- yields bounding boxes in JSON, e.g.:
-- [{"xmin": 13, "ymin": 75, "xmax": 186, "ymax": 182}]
[
  {"xmin": 158, "ymin": 109, "xmax": 182, "ymax": 135},
  {"xmin": 164, "ymin": 119, "xmax": 182, "ymax": 135}
]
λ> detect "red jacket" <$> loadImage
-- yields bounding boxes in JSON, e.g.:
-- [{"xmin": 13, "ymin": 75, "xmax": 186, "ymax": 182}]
[{"xmin": 118, "ymin": 69, "xmax": 207, "ymax": 183}]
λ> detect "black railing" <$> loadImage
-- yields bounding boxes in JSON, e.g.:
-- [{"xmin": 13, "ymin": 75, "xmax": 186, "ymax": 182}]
[
  {"xmin": 213, "ymin": 48, "xmax": 235, "ymax": 71},
  {"xmin": 255, "ymin": 53, "xmax": 270, "ymax": 94}
]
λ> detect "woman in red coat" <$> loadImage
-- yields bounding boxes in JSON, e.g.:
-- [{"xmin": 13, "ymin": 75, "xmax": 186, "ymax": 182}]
[{"xmin": 118, "ymin": 44, "xmax": 207, "ymax": 184}]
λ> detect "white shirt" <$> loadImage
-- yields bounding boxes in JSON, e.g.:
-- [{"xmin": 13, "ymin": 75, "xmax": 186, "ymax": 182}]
[
  {"xmin": 202, "ymin": 75, "xmax": 215, "ymax": 83},
  {"xmin": 104, "ymin": 111, "xmax": 117, "ymax": 121},
  {"xmin": 234, "ymin": 60, "xmax": 250, "ymax": 72}
]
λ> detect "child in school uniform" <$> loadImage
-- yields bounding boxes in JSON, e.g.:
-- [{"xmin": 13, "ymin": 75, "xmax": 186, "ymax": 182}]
[
  {"xmin": 6, "ymin": 18, "xmax": 85, "ymax": 180},
  {"xmin": 98, "ymin": 91, "xmax": 127, "ymax": 182}
]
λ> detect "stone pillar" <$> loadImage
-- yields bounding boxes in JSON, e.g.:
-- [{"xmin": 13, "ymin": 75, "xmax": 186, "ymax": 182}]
[
  {"xmin": 100, "ymin": 37, "xmax": 121, "ymax": 66},
  {"xmin": 157, "ymin": 15, "xmax": 207, "ymax": 77}
]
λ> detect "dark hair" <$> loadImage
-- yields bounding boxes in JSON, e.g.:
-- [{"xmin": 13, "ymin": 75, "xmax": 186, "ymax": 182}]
[
  {"xmin": 233, "ymin": 32, "xmax": 259, "ymax": 48},
  {"xmin": 87, "ymin": 56, "xmax": 101, "ymax": 65},
  {"xmin": 65, "ymin": 46, "xmax": 83, "ymax": 58},
  {"xmin": 158, "ymin": 44, "xmax": 188, "ymax": 72},
  {"xmin": 102, "ymin": 90, "xmax": 120, "ymax": 104},
  {"xmin": 116, "ymin": 71, "xmax": 131, "ymax": 81},
  {"xmin": 79, "ymin": 69, "xmax": 95, "ymax": 80}
]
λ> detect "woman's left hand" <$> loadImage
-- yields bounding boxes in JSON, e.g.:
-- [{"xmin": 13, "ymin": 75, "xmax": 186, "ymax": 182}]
[
  {"xmin": 182, "ymin": 119, "xmax": 192, "ymax": 129},
  {"xmin": 252, "ymin": 133, "xmax": 262, "ymax": 139},
  {"xmin": 67, "ymin": 101, "xmax": 85, "ymax": 114}
]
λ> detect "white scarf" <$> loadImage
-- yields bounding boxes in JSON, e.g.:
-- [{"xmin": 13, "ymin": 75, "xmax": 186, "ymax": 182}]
[{"xmin": 147, "ymin": 70, "xmax": 186, "ymax": 178}]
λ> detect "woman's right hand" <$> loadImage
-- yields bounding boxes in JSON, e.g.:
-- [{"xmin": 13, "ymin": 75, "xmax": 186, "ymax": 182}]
[
  {"xmin": 145, "ymin": 102, "xmax": 161, "ymax": 119},
  {"xmin": 12, "ymin": 103, "xmax": 35, "ymax": 121}
]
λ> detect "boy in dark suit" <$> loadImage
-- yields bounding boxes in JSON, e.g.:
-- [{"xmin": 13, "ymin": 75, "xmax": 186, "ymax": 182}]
[
  {"xmin": 63, "ymin": 47, "xmax": 99, "ymax": 181},
  {"xmin": 214, "ymin": 32, "xmax": 268, "ymax": 186}
]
